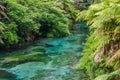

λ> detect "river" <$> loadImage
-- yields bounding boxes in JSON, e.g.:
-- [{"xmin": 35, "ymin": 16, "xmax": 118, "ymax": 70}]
[{"xmin": 0, "ymin": 23, "xmax": 88, "ymax": 80}]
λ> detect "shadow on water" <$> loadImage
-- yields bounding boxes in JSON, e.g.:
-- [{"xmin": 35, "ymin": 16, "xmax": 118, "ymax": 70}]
[
  {"xmin": 0, "ymin": 70, "xmax": 16, "ymax": 80},
  {"xmin": 0, "ymin": 23, "xmax": 89, "ymax": 80}
]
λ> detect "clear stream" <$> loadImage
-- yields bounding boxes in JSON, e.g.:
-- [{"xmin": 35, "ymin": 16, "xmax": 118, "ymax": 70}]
[{"xmin": 0, "ymin": 23, "xmax": 88, "ymax": 80}]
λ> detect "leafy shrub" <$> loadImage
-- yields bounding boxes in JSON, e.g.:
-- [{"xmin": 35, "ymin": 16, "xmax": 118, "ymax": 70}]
[
  {"xmin": 76, "ymin": 0, "xmax": 120, "ymax": 79},
  {"xmin": 0, "ymin": 0, "xmax": 77, "ymax": 49}
]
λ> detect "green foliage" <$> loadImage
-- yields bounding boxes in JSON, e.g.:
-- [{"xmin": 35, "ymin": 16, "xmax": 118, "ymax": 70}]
[
  {"xmin": 76, "ymin": 0, "xmax": 120, "ymax": 80},
  {"xmin": 0, "ymin": 0, "xmax": 77, "ymax": 49},
  {"xmin": 0, "ymin": 22, "xmax": 5, "ymax": 44},
  {"xmin": 2, "ymin": 22, "xmax": 18, "ymax": 44},
  {"xmin": 95, "ymin": 69, "xmax": 120, "ymax": 80}
]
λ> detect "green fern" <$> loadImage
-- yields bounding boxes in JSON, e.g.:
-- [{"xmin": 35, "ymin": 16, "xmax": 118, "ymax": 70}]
[{"xmin": 76, "ymin": 0, "xmax": 120, "ymax": 79}]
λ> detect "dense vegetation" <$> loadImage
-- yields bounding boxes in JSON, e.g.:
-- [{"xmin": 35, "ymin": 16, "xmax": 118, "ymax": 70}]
[
  {"xmin": 1, "ymin": 0, "xmax": 120, "ymax": 80},
  {"xmin": 0, "ymin": 0, "xmax": 77, "ymax": 49},
  {"xmin": 77, "ymin": 0, "xmax": 120, "ymax": 80}
]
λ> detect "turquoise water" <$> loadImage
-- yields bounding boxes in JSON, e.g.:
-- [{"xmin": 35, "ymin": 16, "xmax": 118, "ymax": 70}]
[{"xmin": 0, "ymin": 23, "xmax": 88, "ymax": 80}]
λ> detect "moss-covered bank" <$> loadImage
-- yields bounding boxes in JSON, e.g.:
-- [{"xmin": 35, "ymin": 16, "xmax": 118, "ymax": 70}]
[{"xmin": 76, "ymin": 0, "xmax": 120, "ymax": 80}]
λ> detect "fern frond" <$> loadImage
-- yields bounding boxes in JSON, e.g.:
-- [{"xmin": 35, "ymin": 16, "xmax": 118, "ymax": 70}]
[
  {"xmin": 106, "ymin": 50, "xmax": 120, "ymax": 64},
  {"xmin": 94, "ymin": 69, "xmax": 120, "ymax": 80}
]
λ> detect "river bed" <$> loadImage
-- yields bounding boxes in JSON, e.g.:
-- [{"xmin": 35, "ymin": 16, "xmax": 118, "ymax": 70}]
[{"xmin": 0, "ymin": 23, "xmax": 88, "ymax": 80}]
